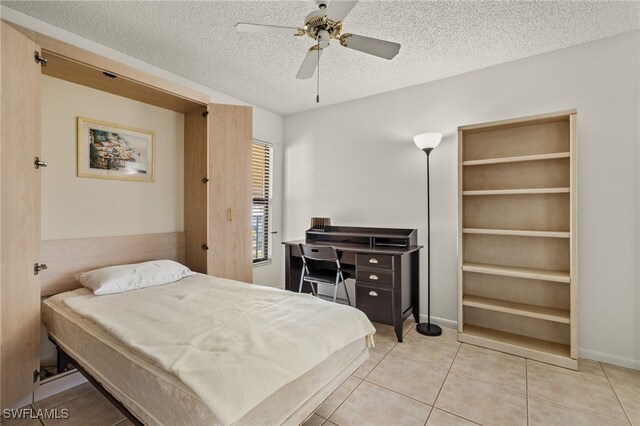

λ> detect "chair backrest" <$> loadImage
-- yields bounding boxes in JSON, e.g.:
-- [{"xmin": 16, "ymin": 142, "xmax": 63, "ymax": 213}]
[{"xmin": 298, "ymin": 244, "xmax": 339, "ymax": 263}]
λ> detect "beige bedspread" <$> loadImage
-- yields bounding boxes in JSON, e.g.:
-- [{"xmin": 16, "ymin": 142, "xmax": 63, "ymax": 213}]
[{"xmin": 63, "ymin": 274, "xmax": 375, "ymax": 425}]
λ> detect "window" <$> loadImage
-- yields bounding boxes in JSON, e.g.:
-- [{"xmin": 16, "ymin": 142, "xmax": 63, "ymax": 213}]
[{"xmin": 252, "ymin": 140, "xmax": 273, "ymax": 264}]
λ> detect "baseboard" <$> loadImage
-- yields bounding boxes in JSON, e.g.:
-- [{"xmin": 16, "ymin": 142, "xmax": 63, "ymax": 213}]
[
  {"xmin": 421, "ymin": 315, "xmax": 639, "ymax": 371},
  {"xmin": 419, "ymin": 314, "xmax": 457, "ymax": 330},
  {"xmin": 8, "ymin": 394, "xmax": 33, "ymax": 410},
  {"xmin": 578, "ymin": 348, "xmax": 640, "ymax": 371},
  {"xmin": 34, "ymin": 370, "xmax": 87, "ymax": 403}
]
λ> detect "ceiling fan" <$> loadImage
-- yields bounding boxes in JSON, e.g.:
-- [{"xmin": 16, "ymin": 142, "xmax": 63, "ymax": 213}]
[{"xmin": 235, "ymin": 0, "xmax": 401, "ymax": 102}]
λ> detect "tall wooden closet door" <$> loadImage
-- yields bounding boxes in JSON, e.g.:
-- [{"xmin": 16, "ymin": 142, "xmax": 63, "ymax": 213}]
[
  {"xmin": 1, "ymin": 22, "xmax": 43, "ymax": 408},
  {"xmin": 208, "ymin": 104, "xmax": 253, "ymax": 283},
  {"xmin": 184, "ymin": 106, "xmax": 210, "ymax": 274}
]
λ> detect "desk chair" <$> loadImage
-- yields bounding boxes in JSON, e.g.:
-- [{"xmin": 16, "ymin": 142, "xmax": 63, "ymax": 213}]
[{"xmin": 298, "ymin": 244, "xmax": 352, "ymax": 305}]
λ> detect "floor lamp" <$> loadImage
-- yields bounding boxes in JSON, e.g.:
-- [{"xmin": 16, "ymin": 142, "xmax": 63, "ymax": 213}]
[{"xmin": 414, "ymin": 133, "xmax": 443, "ymax": 337}]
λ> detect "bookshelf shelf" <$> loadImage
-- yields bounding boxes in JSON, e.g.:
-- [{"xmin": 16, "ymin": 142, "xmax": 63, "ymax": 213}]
[
  {"xmin": 463, "ymin": 152, "xmax": 570, "ymax": 166},
  {"xmin": 462, "ymin": 228, "xmax": 570, "ymax": 238}
]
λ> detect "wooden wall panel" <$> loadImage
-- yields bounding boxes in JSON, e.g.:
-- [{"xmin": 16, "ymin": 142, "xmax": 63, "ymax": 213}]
[
  {"xmin": 208, "ymin": 104, "xmax": 253, "ymax": 283},
  {"xmin": 1, "ymin": 21, "xmax": 42, "ymax": 408},
  {"xmin": 40, "ymin": 232, "xmax": 185, "ymax": 297}
]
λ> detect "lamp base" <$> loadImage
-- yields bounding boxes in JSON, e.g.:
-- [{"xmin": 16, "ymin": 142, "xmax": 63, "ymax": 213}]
[{"xmin": 416, "ymin": 322, "xmax": 442, "ymax": 337}]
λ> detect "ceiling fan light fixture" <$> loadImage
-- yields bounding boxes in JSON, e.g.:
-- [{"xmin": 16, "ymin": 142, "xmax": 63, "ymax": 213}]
[{"xmin": 317, "ymin": 30, "xmax": 330, "ymax": 48}]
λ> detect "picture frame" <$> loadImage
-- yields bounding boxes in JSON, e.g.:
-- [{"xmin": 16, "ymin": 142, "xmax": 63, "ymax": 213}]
[{"xmin": 77, "ymin": 117, "xmax": 156, "ymax": 182}]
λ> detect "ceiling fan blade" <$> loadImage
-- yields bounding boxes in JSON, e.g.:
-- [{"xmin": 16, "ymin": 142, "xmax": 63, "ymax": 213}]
[
  {"xmin": 325, "ymin": 0, "xmax": 359, "ymax": 22},
  {"xmin": 340, "ymin": 34, "xmax": 401, "ymax": 60},
  {"xmin": 234, "ymin": 22, "xmax": 301, "ymax": 35},
  {"xmin": 296, "ymin": 47, "xmax": 322, "ymax": 79}
]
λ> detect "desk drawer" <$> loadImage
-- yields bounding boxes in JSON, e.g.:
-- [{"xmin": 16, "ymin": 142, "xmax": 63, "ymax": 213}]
[
  {"xmin": 357, "ymin": 254, "xmax": 393, "ymax": 269},
  {"xmin": 356, "ymin": 285, "xmax": 393, "ymax": 324},
  {"xmin": 357, "ymin": 267, "xmax": 393, "ymax": 287}
]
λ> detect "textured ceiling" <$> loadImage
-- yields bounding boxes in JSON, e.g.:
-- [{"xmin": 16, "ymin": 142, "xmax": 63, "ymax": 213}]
[{"xmin": 4, "ymin": 1, "xmax": 638, "ymax": 116}]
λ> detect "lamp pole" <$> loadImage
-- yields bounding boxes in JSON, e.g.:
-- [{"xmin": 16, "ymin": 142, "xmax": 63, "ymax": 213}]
[{"xmin": 416, "ymin": 147, "xmax": 442, "ymax": 336}]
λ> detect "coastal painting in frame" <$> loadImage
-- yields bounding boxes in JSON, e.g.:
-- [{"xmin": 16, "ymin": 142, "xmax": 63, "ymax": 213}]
[{"xmin": 77, "ymin": 117, "xmax": 156, "ymax": 182}]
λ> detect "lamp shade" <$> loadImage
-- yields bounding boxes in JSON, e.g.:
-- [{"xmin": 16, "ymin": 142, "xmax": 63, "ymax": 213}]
[{"xmin": 414, "ymin": 133, "xmax": 442, "ymax": 151}]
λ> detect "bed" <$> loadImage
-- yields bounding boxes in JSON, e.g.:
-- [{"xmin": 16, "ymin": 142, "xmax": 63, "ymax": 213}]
[{"xmin": 42, "ymin": 272, "xmax": 375, "ymax": 426}]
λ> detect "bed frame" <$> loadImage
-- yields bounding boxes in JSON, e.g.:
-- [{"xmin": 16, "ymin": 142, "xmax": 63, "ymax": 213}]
[{"xmin": 51, "ymin": 336, "xmax": 144, "ymax": 426}]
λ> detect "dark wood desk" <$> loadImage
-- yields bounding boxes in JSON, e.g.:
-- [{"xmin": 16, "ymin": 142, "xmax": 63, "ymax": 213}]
[{"xmin": 283, "ymin": 226, "xmax": 422, "ymax": 342}]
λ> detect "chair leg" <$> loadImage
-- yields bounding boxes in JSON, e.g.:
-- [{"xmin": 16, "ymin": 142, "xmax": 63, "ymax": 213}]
[
  {"xmin": 298, "ymin": 273, "xmax": 305, "ymax": 293},
  {"xmin": 341, "ymin": 272, "xmax": 352, "ymax": 306},
  {"xmin": 332, "ymin": 282, "xmax": 339, "ymax": 303}
]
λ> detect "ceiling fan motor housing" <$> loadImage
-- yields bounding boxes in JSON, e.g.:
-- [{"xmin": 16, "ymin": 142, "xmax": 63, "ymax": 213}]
[
  {"xmin": 304, "ymin": 8, "xmax": 343, "ymax": 44},
  {"xmin": 305, "ymin": 9, "xmax": 326, "ymax": 29}
]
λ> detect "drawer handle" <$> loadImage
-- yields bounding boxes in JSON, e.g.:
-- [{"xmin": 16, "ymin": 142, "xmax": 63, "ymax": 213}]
[
  {"xmin": 369, "ymin": 291, "xmax": 378, "ymax": 297},
  {"xmin": 369, "ymin": 274, "xmax": 379, "ymax": 280},
  {"xmin": 369, "ymin": 258, "xmax": 379, "ymax": 264}
]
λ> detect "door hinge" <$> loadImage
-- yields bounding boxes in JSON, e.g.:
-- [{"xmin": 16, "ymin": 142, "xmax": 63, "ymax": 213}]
[
  {"xmin": 202, "ymin": 111, "xmax": 209, "ymax": 118},
  {"xmin": 202, "ymin": 177, "xmax": 209, "ymax": 183},
  {"xmin": 201, "ymin": 244, "xmax": 209, "ymax": 250},
  {"xmin": 34, "ymin": 51, "xmax": 47, "ymax": 67},
  {"xmin": 34, "ymin": 263, "xmax": 47, "ymax": 275},
  {"xmin": 34, "ymin": 157, "xmax": 48, "ymax": 169},
  {"xmin": 33, "ymin": 369, "xmax": 52, "ymax": 383}
]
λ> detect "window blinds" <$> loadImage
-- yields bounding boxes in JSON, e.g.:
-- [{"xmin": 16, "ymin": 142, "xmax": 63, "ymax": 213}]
[{"xmin": 252, "ymin": 141, "xmax": 273, "ymax": 263}]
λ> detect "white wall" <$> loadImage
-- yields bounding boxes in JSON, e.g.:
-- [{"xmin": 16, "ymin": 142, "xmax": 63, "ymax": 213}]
[
  {"xmin": 41, "ymin": 75, "xmax": 184, "ymax": 239},
  {"xmin": 1, "ymin": 6, "xmax": 285, "ymax": 287},
  {"xmin": 283, "ymin": 31, "xmax": 640, "ymax": 369}
]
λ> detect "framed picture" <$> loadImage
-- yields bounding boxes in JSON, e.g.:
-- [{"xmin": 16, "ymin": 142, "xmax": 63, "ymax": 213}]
[{"xmin": 77, "ymin": 117, "xmax": 156, "ymax": 182}]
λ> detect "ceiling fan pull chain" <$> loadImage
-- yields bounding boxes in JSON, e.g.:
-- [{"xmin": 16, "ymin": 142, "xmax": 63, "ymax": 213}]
[{"xmin": 316, "ymin": 39, "xmax": 320, "ymax": 103}]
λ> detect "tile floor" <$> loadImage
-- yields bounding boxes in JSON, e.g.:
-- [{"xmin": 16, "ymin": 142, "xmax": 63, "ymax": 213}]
[{"xmin": 3, "ymin": 319, "xmax": 638, "ymax": 426}]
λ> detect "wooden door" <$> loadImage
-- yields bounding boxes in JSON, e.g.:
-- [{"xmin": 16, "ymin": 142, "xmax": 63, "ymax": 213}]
[
  {"xmin": 208, "ymin": 104, "xmax": 253, "ymax": 282},
  {"xmin": 1, "ymin": 21, "xmax": 43, "ymax": 408},
  {"xmin": 184, "ymin": 106, "xmax": 209, "ymax": 273}
]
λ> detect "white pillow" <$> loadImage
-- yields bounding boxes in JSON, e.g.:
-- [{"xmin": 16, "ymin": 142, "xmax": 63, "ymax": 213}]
[{"xmin": 75, "ymin": 260, "xmax": 195, "ymax": 295}]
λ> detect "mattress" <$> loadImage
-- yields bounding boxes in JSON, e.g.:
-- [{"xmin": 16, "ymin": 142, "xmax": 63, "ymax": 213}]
[{"xmin": 43, "ymin": 285, "xmax": 369, "ymax": 425}]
